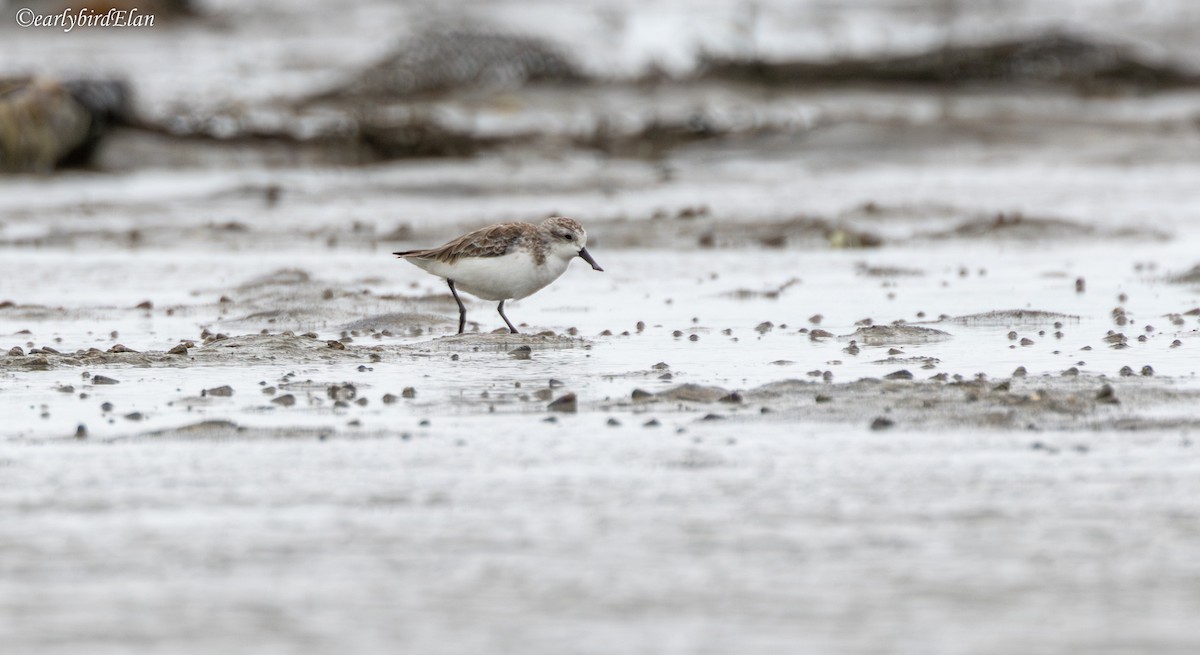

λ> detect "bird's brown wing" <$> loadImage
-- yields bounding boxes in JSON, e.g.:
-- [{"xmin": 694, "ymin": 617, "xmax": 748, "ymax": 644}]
[{"xmin": 393, "ymin": 223, "xmax": 530, "ymax": 264}]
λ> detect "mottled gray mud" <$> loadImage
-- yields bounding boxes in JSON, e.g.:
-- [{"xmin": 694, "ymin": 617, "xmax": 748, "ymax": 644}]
[{"xmin": 6, "ymin": 3, "xmax": 1200, "ymax": 654}]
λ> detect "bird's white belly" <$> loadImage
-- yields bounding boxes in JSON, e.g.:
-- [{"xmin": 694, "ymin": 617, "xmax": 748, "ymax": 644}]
[{"xmin": 411, "ymin": 251, "xmax": 570, "ymax": 301}]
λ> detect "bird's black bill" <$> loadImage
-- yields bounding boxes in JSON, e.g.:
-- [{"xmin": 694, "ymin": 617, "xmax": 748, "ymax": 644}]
[{"xmin": 578, "ymin": 247, "xmax": 604, "ymax": 271}]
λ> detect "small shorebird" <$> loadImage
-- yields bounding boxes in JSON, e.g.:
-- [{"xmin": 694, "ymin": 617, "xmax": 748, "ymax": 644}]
[{"xmin": 394, "ymin": 216, "xmax": 603, "ymax": 334}]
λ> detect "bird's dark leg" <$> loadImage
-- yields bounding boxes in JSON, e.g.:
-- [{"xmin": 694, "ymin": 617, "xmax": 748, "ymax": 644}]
[
  {"xmin": 497, "ymin": 300, "xmax": 519, "ymax": 334},
  {"xmin": 447, "ymin": 279, "xmax": 466, "ymax": 335}
]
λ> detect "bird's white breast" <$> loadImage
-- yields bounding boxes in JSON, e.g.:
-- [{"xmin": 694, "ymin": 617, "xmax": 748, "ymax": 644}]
[{"xmin": 410, "ymin": 250, "xmax": 571, "ymax": 301}]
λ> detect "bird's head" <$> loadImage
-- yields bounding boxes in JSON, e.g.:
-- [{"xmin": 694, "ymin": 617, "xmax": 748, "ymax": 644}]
[{"xmin": 542, "ymin": 216, "xmax": 603, "ymax": 271}]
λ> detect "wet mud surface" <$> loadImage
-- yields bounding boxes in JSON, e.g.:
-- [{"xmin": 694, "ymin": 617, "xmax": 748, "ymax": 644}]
[{"xmin": 6, "ymin": 2, "xmax": 1200, "ymax": 654}]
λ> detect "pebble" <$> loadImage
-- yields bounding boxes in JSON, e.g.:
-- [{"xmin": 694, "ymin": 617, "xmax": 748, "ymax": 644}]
[
  {"xmin": 884, "ymin": 370, "xmax": 913, "ymax": 380},
  {"xmin": 508, "ymin": 345, "xmax": 532, "ymax": 359},
  {"xmin": 870, "ymin": 417, "xmax": 894, "ymax": 430},
  {"xmin": 402, "ymin": 387, "xmax": 416, "ymax": 398},
  {"xmin": 204, "ymin": 385, "xmax": 234, "ymax": 397},
  {"xmin": 271, "ymin": 394, "xmax": 296, "ymax": 407},
  {"xmin": 328, "ymin": 384, "xmax": 356, "ymax": 401},
  {"xmin": 91, "ymin": 375, "xmax": 119, "ymax": 385},
  {"xmin": 74, "ymin": 424, "xmax": 87, "ymax": 439},
  {"xmin": 1096, "ymin": 385, "xmax": 1119, "ymax": 404},
  {"xmin": 382, "ymin": 393, "xmax": 398, "ymax": 404},
  {"xmin": 547, "ymin": 393, "xmax": 577, "ymax": 413},
  {"xmin": 607, "ymin": 418, "xmax": 621, "ymax": 426}
]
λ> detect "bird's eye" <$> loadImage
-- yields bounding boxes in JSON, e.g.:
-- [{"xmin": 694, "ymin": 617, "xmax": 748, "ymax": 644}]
[{"xmin": 562, "ymin": 233, "xmax": 575, "ymax": 241}]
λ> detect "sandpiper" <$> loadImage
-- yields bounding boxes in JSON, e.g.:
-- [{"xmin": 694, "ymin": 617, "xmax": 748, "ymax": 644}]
[{"xmin": 394, "ymin": 216, "xmax": 603, "ymax": 334}]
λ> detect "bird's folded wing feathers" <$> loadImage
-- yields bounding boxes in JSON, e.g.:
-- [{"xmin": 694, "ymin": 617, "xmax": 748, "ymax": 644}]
[{"xmin": 393, "ymin": 224, "xmax": 525, "ymax": 264}]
